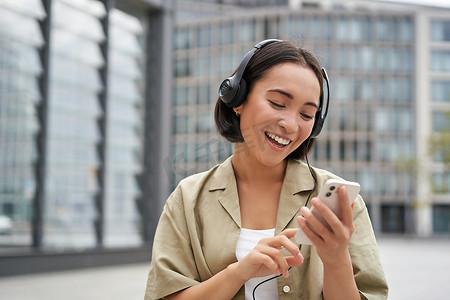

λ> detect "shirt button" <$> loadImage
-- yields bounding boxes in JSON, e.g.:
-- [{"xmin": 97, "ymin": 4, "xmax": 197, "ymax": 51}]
[{"xmin": 283, "ymin": 285, "xmax": 291, "ymax": 293}]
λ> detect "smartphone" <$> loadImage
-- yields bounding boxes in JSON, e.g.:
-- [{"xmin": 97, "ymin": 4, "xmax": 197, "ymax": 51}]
[{"xmin": 294, "ymin": 179, "xmax": 361, "ymax": 245}]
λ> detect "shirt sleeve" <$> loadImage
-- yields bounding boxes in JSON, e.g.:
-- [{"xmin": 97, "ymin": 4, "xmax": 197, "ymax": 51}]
[
  {"xmin": 144, "ymin": 187, "xmax": 200, "ymax": 300},
  {"xmin": 350, "ymin": 196, "xmax": 389, "ymax": 300}
]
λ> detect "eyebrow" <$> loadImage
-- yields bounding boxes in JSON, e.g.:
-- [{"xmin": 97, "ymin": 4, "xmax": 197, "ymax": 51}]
[{"xmin": 267, "ymin": 89, "xmax": 319, "ymax": 108}]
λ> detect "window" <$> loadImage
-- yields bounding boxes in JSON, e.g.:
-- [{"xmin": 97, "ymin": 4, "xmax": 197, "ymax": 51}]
[
  {"xmin": 220, "ymin": 22, "xmax": 234, "ymax": 45},
  {"xmin": 44, "ymin": 0, "xmax": 105, "ymax": 248},
  {"xmin": 381, "ymin": 204, "xmax": 405, "ymax": 233},
  {"xmin": 0, "ymin": 0, "xmax": 45, "ymax": 246},
  {"xmin": 104, "ymin": 8, "xmax": 146, "ymax": 247},
  {"xmin": 431, "ymin": 20, "xmax": 450, "ymax": 42},
  {"xmin": 174, "ymin": 28, "xmax": 191, "ymax": 50},
  {"xmin": 197, "ymin": 26, "xmax": 211, "ymax": 48},
  {"xmin": 173, "ymin": 114, "xmax": 189, "ymax": 134},
  {"xmin": 287, "ymin": 15, "xmax": 306, "ymax": 39},
  {"xmin": 399, "ymin": 18, "xmax": 413, "ymax": 42},
  {"xmin": 433, "ymin": 205, "xmax": 450, "ymax": 233},
  {"xmin": 432, "ymin": 111, "xmax": 450, "ymax": 132},
  {"xmin": 432, "ymin": 81, "xmax": 450, "ymax": 103},
  {"xmin": 174, "ymin": 86, "xmax": 190, "ymax": 106},
  {"xmin": 239, "ymin": 19, "xmax": 256, "ymax": 42},
  {"xmin": 432, "ymin": 51, "xmax": 450, "ymax": 72},
  {"xmin": 432, "ymin": 172, "xmax": 450, "ymax": 194}
]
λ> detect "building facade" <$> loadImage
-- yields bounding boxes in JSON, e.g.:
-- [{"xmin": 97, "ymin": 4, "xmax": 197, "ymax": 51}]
[
  {"xmin": 0, "ymin": 0, "xmax": 173, "ymax": 275},
  {"xmin": 171, "ymin": 0, "xmax": 450, "ymax": 236}
]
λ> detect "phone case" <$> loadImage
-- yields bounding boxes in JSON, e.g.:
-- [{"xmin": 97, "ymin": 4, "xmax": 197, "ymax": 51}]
[{"xmin": 294, "ymin": 179, "xmax": 361, "ymax": 245}]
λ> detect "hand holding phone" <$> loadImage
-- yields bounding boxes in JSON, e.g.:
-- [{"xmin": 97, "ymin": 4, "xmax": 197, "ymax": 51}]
[{"xmin": 294, "ymin": 179, "xmax": 361, "ymax": 245}]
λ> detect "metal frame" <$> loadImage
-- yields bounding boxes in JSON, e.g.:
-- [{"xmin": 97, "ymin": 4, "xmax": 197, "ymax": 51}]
[{"xmin": 33, "ymin": 0, "xmax": 52, "ymax": 248}]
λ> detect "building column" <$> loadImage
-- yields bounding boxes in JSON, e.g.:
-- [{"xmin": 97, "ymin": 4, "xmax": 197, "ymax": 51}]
[
  {"xmin": 143, "ymin": 1, "xmax": 174, "ymax": 243},
  {"xmin": 415, "ymin": 13, "xmax": 433, "ymax": 237}
]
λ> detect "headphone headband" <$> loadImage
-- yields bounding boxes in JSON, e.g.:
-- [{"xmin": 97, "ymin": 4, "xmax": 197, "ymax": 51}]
[{"xmin": 218, "ymin": 39, "xmax": 281, "ymax": 108}]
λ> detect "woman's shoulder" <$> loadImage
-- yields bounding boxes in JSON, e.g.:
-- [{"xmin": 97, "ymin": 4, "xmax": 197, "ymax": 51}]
[
  {"xmin": 288, "ymin": 158, "xmax": 343, "ymax": 180},
  {"xmin": 168, "ymin": 156, "xmax": 234, "ymax": 208},
  {"xmin": 177, "ymin": 156, "xmax": 233, "ymax": 189},
  {"xmin": 287, "ymin": 158, "xmax": 348, "ymax": 192}
]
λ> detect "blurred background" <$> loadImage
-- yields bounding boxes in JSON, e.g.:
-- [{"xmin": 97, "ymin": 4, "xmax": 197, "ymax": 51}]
[{"xmin": 0, "ymin": 0, "xmax": 449, "ymax": 298}]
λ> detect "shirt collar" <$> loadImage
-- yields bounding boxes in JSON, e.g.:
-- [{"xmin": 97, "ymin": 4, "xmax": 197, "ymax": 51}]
[
  {"xmin": 208, "ymin": 156, "xmax": 316, "ymax": 230},
  {"xmin": 208, "ymin": 156, "xmax": 315, "ymax": 194}
]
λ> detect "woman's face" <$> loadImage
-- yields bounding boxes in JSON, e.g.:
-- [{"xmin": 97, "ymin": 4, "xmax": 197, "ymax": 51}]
[{"xmin": 236, "ymin": 62, "xmax": 321, "ymax": 167}]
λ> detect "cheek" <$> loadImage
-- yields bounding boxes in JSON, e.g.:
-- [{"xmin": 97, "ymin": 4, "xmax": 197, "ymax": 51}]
[{"xmin": 296, "ymin": 120, "xmax": 315, "ymax": 143}]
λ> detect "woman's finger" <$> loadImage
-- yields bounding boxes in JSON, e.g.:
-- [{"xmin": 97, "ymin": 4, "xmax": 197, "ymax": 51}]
[
  {"xmin": 338, "ymin": 186, "xmax": 354, "ymax": 228},
  {"xmin": 300, "ymin": 203, "xmax": 334, "ymax": 241}
]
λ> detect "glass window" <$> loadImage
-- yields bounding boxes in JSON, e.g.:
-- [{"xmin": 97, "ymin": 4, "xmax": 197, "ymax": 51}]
[
  {"xmin": 432, "ymin": 111, "xmax": 450, "ymax": 132},
  {"xmin": 266, "ymin": 17, "xmax": 281, "ymax": 38},
  {"xmin": 431, "ymin": 20, "xmax": 450, "ymax": 42},
  {"xmin": 377, "ymin": 48, "xmax": 387, "ymax": 71},
  {"xmin": 339, "ymin": 140, "xmax": 345, "ymax": 161},
  {"xmin": 196, "ymin": 54, "xmax": 211, "ymax": 77},
  {"xmin": 432, "ymin": 172, "xmax": 450, "ymax": 194},
  {"xmin": 376, "ymin": 18, "xmax": 388, "ymax": 41},
  {"xmin": 399, "ymin": 18, "xmax": 413, "ymax": 42},
  {"xmin": 433, "ymin": 204, "xmax": 450, "ymax": 233},
  {"xmin": 220, "ymin": 22, "xmax": 234, "ymax": 45},
  {"xmin": 219, "ymin": 51, "xmax": 234, "ymax": 75},
  {"xmin": 432, "ymin": 81, "xmax": 450, "ymax": 102},
  {"xmin": 361, "ymin": 46, "xmax": 373, "ymax": 71},
  {"xmin": 311, "ymin": 16, "xmax": 332, "ymax": 41},
  {"xmin": 174, "ymin": 28, "xmax": 191, "ymax": 50},
  {"xmin": 174, "ymin": 86, "xmax": 189, "ymax": 106},
  {"xmin": 198, "ymin": 26, "xmax": 211, "ymax": 48},
  {"xmin": 44, "ymin": 0, "xmax": 106, "ymax": 248},
  {"xmin": 287, "ymin": 15, "xmax": 306, "ymax": 39},
  {"xmin": 239, "ymin": 19, "xmax": 256, "ymax": 42},
  {"xmin": 0, "ymin": 0, "xmax": 44, "ymax": 247},
  {"xmin": 375, "ymin": 108, "xmax": 389, "ymax": 132},
  {"xmin": 174, "ymin": 57, "xmax": 190, "ymax": 77},
  {"xmin": 196, "ymin": 113, "xmax": 211, "ymax": 133},
  {"xmin": 196, "ymin": 84, "xmax": 210, "ymax": 104},
  {"xmin": 432, "ymin": 51, "xmax": 450, "ymax": 72},
  {"xmin": 338, "ymin": 17, "xmax": 364, "ymax": 41},
  {"xmin": 174, "ymin": 114, "xmax": 189, "ymax": 134},
  {"xmin": 103, "ymin": 9, "xmax": 146, "ymax": 247},
  {"xmin": 336, "ymin": 77, "xmax": 350, "ymax": 102},
  {"xmin": 381, "ymin": 204, "xmax": 405, "ymax": 233}
]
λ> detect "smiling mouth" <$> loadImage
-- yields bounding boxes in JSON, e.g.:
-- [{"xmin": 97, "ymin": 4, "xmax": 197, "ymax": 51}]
[{"xmin": 265, "ymin": 131, "xmax": 292, "ymax": 148}]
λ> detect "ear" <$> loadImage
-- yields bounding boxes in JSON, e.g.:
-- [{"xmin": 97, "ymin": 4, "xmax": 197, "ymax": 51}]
[{"xmin": 233, "ymin": 105, "xmax": 243, "ymax": 115}]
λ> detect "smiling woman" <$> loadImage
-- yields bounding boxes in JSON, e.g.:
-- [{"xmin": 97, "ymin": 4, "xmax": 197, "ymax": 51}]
[{"xmin": 145, "ymin": 40, "xmax": 388, "ymax": 300}]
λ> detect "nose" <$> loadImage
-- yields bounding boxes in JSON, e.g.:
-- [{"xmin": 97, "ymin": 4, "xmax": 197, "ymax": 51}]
[{"xmin": 277, "ymin": 111, "xmax": 298, "ymax": 133}]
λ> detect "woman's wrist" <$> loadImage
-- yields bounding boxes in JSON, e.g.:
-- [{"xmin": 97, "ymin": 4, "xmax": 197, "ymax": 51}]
[
  {"xmin": 226, "ymin": 262, "xmax": 248, "ymax": 287},
  {"xmin": 321, "ymin": 248, "xmax": 352, "ymax": 270}
]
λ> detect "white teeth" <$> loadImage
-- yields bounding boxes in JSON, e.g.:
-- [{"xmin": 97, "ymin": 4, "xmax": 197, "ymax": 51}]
[{"xmin": 266, "ymin": 132, "xmax": 290, "ymax": 145}]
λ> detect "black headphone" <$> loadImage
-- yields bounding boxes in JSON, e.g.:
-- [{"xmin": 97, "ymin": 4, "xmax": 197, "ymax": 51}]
[{"xmin": 218, "ymin": 39, "xmax": 330, "ymax": 139}]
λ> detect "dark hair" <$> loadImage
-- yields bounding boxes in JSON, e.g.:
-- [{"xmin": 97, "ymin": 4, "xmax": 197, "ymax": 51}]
[{"xmin": 214, "ymin": 40, "xmax": 324, "ymax": 160}]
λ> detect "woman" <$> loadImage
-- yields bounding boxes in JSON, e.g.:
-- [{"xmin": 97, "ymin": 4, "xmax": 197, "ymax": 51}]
[{"xmin": 145, "ymin": 39, "xmax": 388, "ymax": 300}]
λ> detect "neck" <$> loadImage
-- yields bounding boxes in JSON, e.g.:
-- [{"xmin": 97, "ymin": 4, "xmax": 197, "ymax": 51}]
[{"xmin": 231, "ymin": 144, "xmax": 287, "ymax": 184}]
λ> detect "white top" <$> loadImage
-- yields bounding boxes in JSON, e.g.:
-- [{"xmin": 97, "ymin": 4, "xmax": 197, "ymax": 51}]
[{"xmin": 235, "ymin": 228, "xmax": 279, "ymax": 300}]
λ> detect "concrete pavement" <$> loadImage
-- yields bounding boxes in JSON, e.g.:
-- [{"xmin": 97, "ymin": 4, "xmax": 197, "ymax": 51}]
[{"xmin": 0, "ymin": 237, "xmax": 449, "ymax": 299}]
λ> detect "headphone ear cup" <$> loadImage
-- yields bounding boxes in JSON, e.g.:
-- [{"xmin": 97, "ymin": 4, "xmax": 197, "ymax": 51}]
[
  {"xmin": 219, "ymin": 76, "xmax": 248, "ymax": 108},
  {"xmin": 309, "ymin": 113, "xmax": 325, "ymax": 139},
  {"xmin": 228, "ymin": 78, "xmax": 247, "ymax": 108},
  {"xmin": 218, "ymin": 77, "xmax": 235, "ymax": 106}
]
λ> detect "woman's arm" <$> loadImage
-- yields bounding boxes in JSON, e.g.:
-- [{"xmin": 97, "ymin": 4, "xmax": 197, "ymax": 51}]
[
  {"xmin": 165, "ymin": 229, "xmax": 304, "ymax": 300},
  {"xmin": 298, "ymin": 186, "xmax": 360, "ymax": 300},
  {"xmin": 164, "ymin": 262, "xmax": 244, "ymax": 300}
]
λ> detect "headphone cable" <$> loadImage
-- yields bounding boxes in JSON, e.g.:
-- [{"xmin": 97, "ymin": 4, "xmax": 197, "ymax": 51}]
[{"xmin": 251, "ymin": 139, "xmax": 317, "ymax": 300}]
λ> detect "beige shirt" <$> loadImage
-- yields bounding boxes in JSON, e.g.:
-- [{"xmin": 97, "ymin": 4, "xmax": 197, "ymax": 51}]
[{"xmin": 145, "ymin": 157, "xmax": 389, "ymax": 300}]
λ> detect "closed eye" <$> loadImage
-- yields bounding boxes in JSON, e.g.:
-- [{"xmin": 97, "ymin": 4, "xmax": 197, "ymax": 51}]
[
  {"xmin": 301, "ymin": 113, "xmax": 314, "ymax": 120},
  {"xmin": 268, "ymin": 100, "xmax": 285, "ymax": 109}
]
